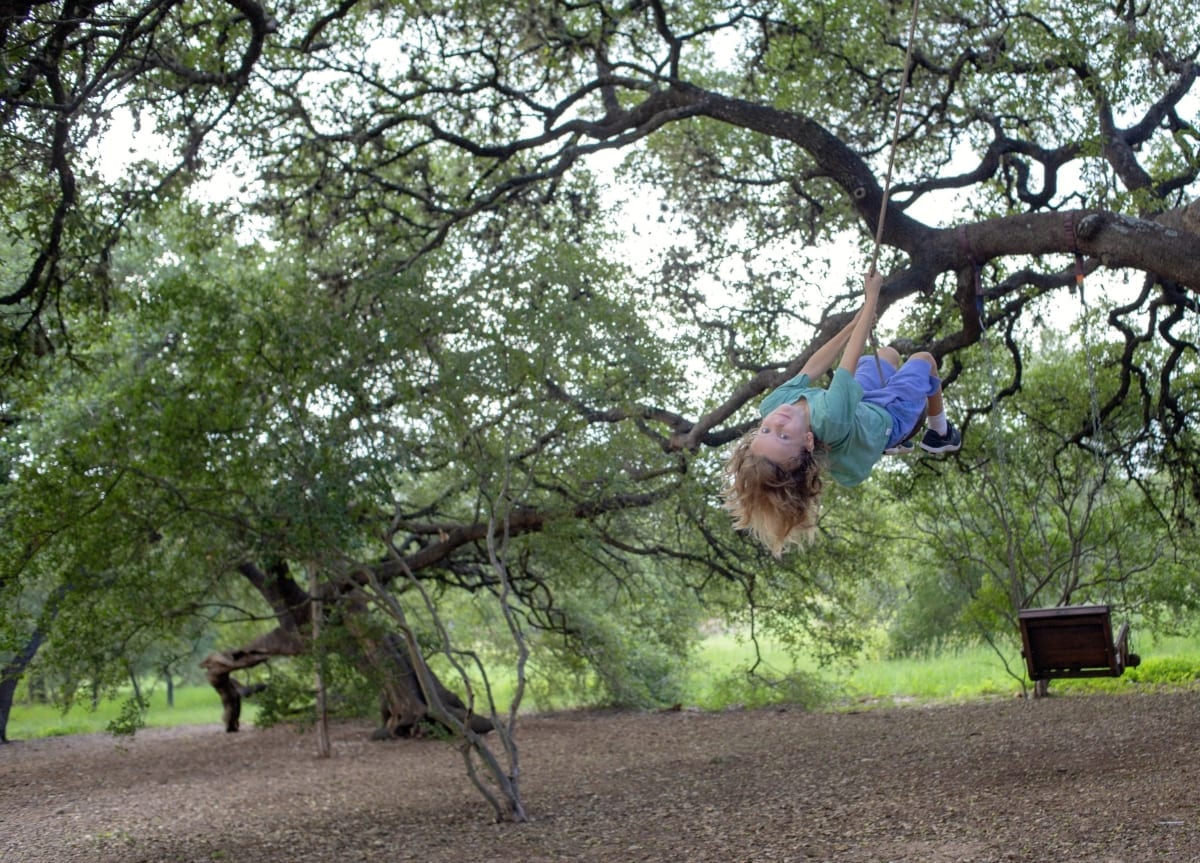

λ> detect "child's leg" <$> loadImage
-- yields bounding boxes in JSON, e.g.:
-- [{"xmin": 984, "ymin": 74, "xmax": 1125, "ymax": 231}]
[
  {"xmin": 864, "ymin": 348, "xmax": 925, "ymax": 452},
  {"xmin": 908, "ymin": 351, "xmax": 947, "ymax": 433},
  {"xmin": 907, "ymin": 350, "xmax": 961, "ymax": 452},
  {"xmin": 854, "ymin": 346, "xmax": 901, "ymax": 391},
  {"xmin": 876, "ymin": 346, "xmax": 901, "ymax": 375}
]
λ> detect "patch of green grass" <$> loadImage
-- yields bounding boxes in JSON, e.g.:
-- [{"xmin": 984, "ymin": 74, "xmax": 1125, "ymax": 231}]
[
  {"xmin": 837, "ymin": 644, "xmax": 1027, "ymax": 702},
  {"xmin": 685, "ymin": 630, "xmax": 825, "ymax": 710},
  {"xmin": 5, "ymin": 684, "xmax": 247, "ymax": 742},
  {"xmin": 684, "ymin": 628, "xmax": 1200, "ymax": 709},
  {"xmin": 845, "ymin": 632, "xmax": 1200, "ymax": 702},
  {"xmin": 693, "ymin": 630, "xmax": 812, "ymax": 673},
  {"xmin": 684, "ymin": 631, "xmax": 1026, "ymax": 708}
]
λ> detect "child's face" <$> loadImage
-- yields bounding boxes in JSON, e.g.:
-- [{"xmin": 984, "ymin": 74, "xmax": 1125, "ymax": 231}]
[{"xmin": 750, "ymin": 401, "xmax": 814, "ymax": 466}]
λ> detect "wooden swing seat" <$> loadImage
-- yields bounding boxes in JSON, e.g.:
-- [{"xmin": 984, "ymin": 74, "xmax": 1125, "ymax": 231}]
[{"xmin": 1018, "ymin": 605, "xmax": 1140, "ymax": 681}]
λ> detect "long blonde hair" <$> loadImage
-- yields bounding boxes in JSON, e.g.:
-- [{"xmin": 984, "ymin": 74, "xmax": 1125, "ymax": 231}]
[{"xmin": 722, "ymin": 429, "xmax": 825, "ymax": 556}]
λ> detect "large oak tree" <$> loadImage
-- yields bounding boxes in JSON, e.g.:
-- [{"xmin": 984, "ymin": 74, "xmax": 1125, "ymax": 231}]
[{"xmin": 2, "ymin": 0, "xmax": 1199, "ymax": 814}]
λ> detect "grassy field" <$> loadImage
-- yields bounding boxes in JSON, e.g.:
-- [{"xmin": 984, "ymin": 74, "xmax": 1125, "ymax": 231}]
[
  {"xmin": 7, "ymin": 631, "xmax": 1200, "ymax": 741},
  {"xmin": 690, "ymin": 631, "xmax": 1200, "ymax": 705},
  {"xmin": 3, "ymin": 683, "xmax": 236, "ymax": 741}
]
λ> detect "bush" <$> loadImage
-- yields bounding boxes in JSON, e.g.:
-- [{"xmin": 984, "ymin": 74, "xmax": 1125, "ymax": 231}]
[
  {"xmin": 251, "ymin": 653, "xmax": 378, "ymax": 730},
  {"xmin": 1125, "ymin": 656, "xmax": 1200, "ymax": 685},
  {"xmin": 105, "ymin": 694, "xmax": 148, "ymax": 736}
]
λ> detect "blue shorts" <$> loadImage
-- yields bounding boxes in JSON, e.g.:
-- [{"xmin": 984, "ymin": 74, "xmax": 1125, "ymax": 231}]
[{"xmin": 854, "ymin": 355, "xmax": 941, "ymax": 448}]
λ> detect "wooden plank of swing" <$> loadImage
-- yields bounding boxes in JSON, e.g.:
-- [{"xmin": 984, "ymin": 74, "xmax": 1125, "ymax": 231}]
[{"xmin": 1018, "ymin": 605, "xmax": 1122, "ymax": 681}]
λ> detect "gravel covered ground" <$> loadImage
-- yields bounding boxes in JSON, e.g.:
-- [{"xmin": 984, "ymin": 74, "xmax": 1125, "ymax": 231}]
[{"xmin": 3, "ymin": 691, "xmax": 1199, "ymax": 862}]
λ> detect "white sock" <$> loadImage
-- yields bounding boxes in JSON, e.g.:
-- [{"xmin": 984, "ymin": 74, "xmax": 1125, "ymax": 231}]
[{"xmin": 927, "ymin": 412, "xmax": 948, "ymax": 435}]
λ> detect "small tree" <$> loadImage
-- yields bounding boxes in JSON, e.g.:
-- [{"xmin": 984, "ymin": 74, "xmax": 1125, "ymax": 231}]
[{"xmin": 887, "ymin": 333, "xmax": 1197, "ymax": 693}]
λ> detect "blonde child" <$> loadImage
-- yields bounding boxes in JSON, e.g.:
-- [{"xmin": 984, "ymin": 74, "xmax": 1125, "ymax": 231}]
[{"xmin": 723, "ymin": 271, "xmax": 960, "ymax": 555}]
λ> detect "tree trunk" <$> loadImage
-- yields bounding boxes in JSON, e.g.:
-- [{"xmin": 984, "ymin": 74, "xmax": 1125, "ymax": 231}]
[
  {"xmin": 353, "ymin": 627, "xmax": 495, "ymax": 739},
  {"xmin": 308, "ymin": 563, "xmax": 331, "ymax": 758},
  {"xmin": 200, "ymin": 578, "xmax": 493, "ymax": 739},
  {"xmin": 200, "ymin": 628, "xmax": 306, "ymax": 732},
  {"xmin": 128, "ymin": 665, "xmax": 142, "ymax": 704},
  {"xmin": 0, "ymin": 629, "xmax": 48, "ymax": 744}
]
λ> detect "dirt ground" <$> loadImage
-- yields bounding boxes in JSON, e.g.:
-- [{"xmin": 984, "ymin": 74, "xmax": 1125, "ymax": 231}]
[{"xmin": 2, "ymin": 691, "xmax": 1199, "ymax": 863}]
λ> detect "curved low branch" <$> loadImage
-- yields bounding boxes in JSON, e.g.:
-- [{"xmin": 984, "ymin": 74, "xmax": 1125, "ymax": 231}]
[{"xmin": 200, "ymin": 628, "xmax": 305, "ymax": 731}]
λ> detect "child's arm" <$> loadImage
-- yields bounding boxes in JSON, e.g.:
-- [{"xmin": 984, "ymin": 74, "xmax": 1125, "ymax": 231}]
[
  {"xmin": 838, "ymin": 270, "xmax": 882, "ymax": 373},
  {"xmin": 800, "ymin": 310, "xmax": 862, "ymax": 379}
]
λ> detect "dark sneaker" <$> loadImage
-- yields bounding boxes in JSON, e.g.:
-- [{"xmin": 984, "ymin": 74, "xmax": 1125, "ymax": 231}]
[
  {"xmin": 920, "ymin": 423, "xmax": 962, "ymax": 454},
  {"xmin": 884, "ymin": 440, "xmax": 915, "ymax": 456}
]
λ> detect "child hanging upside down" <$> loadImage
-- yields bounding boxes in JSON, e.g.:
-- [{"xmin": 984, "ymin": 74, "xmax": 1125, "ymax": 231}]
[{"xmin": 723, "ymin": 270, "xmax": 961, "ymax": 555}]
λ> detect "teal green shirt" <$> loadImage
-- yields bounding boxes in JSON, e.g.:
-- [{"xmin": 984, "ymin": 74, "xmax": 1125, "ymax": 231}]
[{"xmin": 759, "ymin": 368, "xmax": 891, "ymax": 487}]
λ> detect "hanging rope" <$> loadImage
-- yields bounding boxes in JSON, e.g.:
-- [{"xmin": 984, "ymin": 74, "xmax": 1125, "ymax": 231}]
[
  {"xmin": 869, "ymin": 0, "xmax": 922, "ymax": 276},
  {"xmin": 1064, "ymin": 213, "xmax": 1124, "ymax": 616},
  {"xmin": 868, "ymin": 0, "xmax": 922, "ymax": 384},
  {"xmin": 1064, "ymin": 212, "xmax": 1106, "ymax": 454},
  {"xmin": 964, "ymin": 224, "xmax": 1025, "ymax": 611},
  {"xmin": 957, "ymin": 224, "xmax": 985, "ymax": 328}
]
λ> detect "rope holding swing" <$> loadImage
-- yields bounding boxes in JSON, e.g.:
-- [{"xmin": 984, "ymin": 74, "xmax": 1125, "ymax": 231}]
[
  {"xmin": 1065, "ymin": 212, "xmax": 1106, "ymax": 453},
  {"xmin": 868, "ymin": 0, "xmax": 922, "ymax": 378},
  {"xmin": 869, "ymin": 0, "xmax": 922, "ymax": 276}
]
